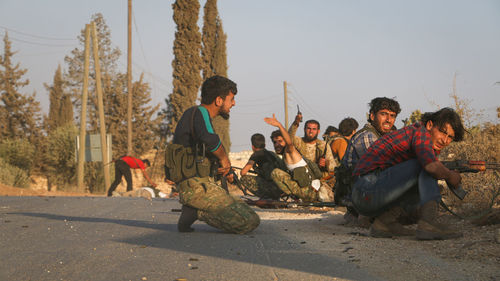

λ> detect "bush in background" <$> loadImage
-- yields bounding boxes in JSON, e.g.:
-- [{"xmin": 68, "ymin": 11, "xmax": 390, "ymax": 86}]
[
  {"xmin": 0, "ymin": 138, "xmax": 35, "ymax": 174},
  {"xmin": 441, "ymin": 123, "xmax": 500, "ymax": 216},
  {"xmin": 0, "ymin": 157, "xmax": 30, "ymax": 188},
  {"xmin": 45, "ymin": 124, "xmax": 78, "ymax": 190}
]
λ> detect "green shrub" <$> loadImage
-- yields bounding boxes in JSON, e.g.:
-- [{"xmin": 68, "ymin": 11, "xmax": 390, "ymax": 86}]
[
  {"xmin": 0, "ymin": 138, "xmax": 35, "ymax": 174},
  {"xmin": 0, "ymin": 157, "xmax": 30, "ymax": 188},
  {"xmin": 45, "ymin": 124, "xmax": 78, "ymax": 190}
]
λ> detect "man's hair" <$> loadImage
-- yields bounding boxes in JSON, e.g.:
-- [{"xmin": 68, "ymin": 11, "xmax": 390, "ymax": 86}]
[
  {"xmin": 251, "ymin": 133, "xmax": 266, "ymax": 149},
  {"xmin": 338, "ymin": 117, "xmax": 359, "ymax": 137},
  {"xmin": 324, "ymin": 126, "xmax": 338, "ymax": 135},
  {"xmin": 142, "ymin": 159, "xmax": 151, "ymax": 167},
  {"xmin": 304, "ymin": 119, "xmax": 320, "ymax": 130},
  {"xmin": 421, "ymin": 107, "xmax": 465, "ymax": 141},
  {"xmin": 270, "ymin": 130, "xmax": 282, "ymax": 140},
  {"xmin": 200, "ymin": 75, "xmax": 237, "ymax": 105},
  {"xmin": 368, "ymin": 97, "xmax": 401, "ymax": 122}
]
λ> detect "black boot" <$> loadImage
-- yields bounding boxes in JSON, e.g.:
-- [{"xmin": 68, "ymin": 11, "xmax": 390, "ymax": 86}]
[{"xmin": 178, "ymin": 205, "xmax": 198, "ymax": 232}]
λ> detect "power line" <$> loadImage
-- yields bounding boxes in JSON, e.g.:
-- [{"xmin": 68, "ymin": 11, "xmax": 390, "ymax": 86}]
[
  {"xmin": 7, "ymin": 35, "xmax": 75, "ymax": 47},
  {"xmin": 0, "ymin": 25, "xmax": 76, "ymax": 41}
]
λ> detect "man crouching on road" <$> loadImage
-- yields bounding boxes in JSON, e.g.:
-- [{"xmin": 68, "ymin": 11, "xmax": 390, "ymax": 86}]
[
  {"xmin": 168, "ymin": 76, "xmax": 260, "ymax": 234},
  {"xmin": 351, "ymin": 108, "xmax": 465, "ymax": 240}
]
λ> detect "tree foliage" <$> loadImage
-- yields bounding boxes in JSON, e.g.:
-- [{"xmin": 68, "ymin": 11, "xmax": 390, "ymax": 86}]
[
  {"xmin": 166, "ymin": 0, "xmax": 203, "ymax": 137},
  {"xmin": 0, "ymin": 32, "xmax": 42, "ymax": 143},
  {"xmin": 45, "ymin": 65, "xmax": 73, "ymax": 132},
  {"xmin": 402, "ymin": 109, "xmax": 422, "ymax": 127},
  {"xmin": 202, "ymin": 0, "xmax": 231, "ymax": 151}
]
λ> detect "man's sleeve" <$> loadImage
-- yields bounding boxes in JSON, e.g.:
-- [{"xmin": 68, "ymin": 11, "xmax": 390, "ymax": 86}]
[
  {"xmin": 194, "ymin": 108, "xmax": 221, "ymax": 152},
  {"xmin": 359, "ymin": 132, "xmax": 377, "ymax": 156},
  {"xmin": 412, "ymin": 126, "xmax": 438, "ymax": 167}
]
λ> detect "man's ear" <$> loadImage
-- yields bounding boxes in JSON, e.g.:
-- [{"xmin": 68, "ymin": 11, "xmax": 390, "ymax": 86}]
[
  {"xmin": 369, "ymin": 112, "xmax": 375, "ymax": 122},
  {"xmin": 215, "ymin": 96, "xmax": 222, "ymax": 107},
  {"xmin": 425, "ymin": 120, "xmax": 433, "ymax": 131}
]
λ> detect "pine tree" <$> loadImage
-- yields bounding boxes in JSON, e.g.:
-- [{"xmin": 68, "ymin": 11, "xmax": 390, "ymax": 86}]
[
  {"xmin": 166, "ymin": 0, "xmax": 203, "ymax": 137},
  {"xmin": 202, "ymin": 0, "xmax": 231, "ymax": 151},
  {"xmin": 45, "ymin": 65, "xmax": 73, "ymax": 131},
  {"xmin": 64, "ymin": 13, "xmax": 121, "ymax": 130},
  {"xmin": 0, "ymin": 32, "xmax": 42, "ymax": 143}
]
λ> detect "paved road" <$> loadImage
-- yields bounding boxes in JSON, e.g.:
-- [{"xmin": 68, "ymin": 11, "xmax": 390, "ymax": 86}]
[{"xmin": 0, "ymin": 196, "xmax": 380, "ymax": 281}]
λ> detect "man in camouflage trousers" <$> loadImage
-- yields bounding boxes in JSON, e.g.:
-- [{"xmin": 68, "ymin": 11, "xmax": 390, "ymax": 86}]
[
  {"xmin": 240, "ymin": 133, "xmax": 285, "ymax": 200},
  {"xmin": 265, "ymin": 115, "xmax": 323, "ymax": 202},
  {"xmin": 169, "ymin": 76, "xmax": 260, "ymax": 233}
]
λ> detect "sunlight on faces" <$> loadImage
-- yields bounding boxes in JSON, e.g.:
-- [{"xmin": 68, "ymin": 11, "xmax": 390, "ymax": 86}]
[
  {"xmin": 426, "ymin": 121, "xmax": 455, "ymax": 151},
  {"xmin": 218, "ymin": 91, "xmax": 235, "ymax": 120},
  {"xmin": 272, "ymin": 136, "xmax": 286, "ymax": 154},
  {"xmin": 370, "ymin": 109, "xmax": 397, "ymax": 134},
  {"xmin": 304, "ymin": 123, "xmax": 320, "ymax": 142}
]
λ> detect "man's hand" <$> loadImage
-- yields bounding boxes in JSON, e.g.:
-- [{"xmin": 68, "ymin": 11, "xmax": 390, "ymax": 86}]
[
  {"xmin": 151, "ymin": 183, "xmax": 158, "ymax": 188},
  {"xmin": 318, "ymin": 157, "xmax": 326, "ymax": 168},
  {"xmin": 293, "ymin": 113, "xmax": 303, "ymax": 125},
  {"xmin": 264, "ymin": 114, "xmax": 282, "ymax": 128},
  {"xmin": 164, "ymin": 177, "xmax": 175, "ymax": 185},
  {"xmin": 446, "ymin": 170, "xmax": 462, "ymax": 189}
]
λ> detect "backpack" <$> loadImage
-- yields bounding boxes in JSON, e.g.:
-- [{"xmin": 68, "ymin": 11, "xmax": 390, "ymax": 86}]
[{"xmin": 253, "ymin": 150, "xmax": 286, "ymax": 181}]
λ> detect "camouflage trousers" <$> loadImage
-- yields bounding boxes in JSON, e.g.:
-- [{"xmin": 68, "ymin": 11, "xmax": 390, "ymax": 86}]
[
  {"xmin": 271, "ymin": 168, "xmax": 318, "ymax": 202},
  {"xmin": 240, "ymin": 175, "xmax": 283, "ymax": 200},
  {"xmin": 178, "ymin": 176, "xmax": 260, "ymax": 234}
]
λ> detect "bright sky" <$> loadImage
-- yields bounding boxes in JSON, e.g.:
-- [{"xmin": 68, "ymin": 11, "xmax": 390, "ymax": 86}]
[{"xmin": 1, "ymin": 0, "xmax": 499, "ymax": 152}]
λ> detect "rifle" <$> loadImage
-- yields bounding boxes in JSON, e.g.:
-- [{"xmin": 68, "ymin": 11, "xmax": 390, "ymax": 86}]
[
  {"xmin": 441, "ymin": 160, "xmax": 500, "ymax": 200},
  {"xmin": 231, "ymin": 166, "xmax": 258, "ymax": 175},
  {"xmin": 243, "ymin": 197, "xmax": 336, "ymax": 209}
]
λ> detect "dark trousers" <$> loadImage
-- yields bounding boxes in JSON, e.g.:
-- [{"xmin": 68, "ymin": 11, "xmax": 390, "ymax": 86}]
[
  {"xmin": 107, "ymin": 160, "xmax": 133, "ymax": 196},
  {"xmin": 352, "ymin": 159, "xmax": 440, "ymax": 217}
]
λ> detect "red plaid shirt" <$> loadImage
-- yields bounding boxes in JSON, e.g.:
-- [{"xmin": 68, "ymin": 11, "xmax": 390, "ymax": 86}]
[{"xmin": 353, "ymin": 122, "xmax": 439, "ymax": 176}]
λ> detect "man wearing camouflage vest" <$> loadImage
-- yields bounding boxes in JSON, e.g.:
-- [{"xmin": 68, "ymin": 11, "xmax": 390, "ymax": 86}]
[{"xmin": 167, "ymin": 76, "xmax": 259, "ymax": 233}]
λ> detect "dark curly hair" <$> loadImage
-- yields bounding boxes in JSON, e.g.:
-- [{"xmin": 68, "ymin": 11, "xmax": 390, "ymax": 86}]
[
  {"xmin": 368, "ymin": 97, "xmax": 401, "ymax": 122},
  {"xmin": 421, "ymin": 107, "xmax": 465, "ymax": 142},
  {"xmin": 200, "ymin": 76, "xmax": 237, "ymax": 105}
]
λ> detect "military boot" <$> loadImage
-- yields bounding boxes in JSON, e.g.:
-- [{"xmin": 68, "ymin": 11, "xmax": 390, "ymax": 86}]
[
  {"xmin": 416, "ymin": 200, "xmax": 462, "ymax": 240},
  {"xmin": 178, "ymin": 205, "xmax": 198, "ymax": 232},
  {"xmin": 370, "ymin": 206, "xmax": 415, "ymax": 238}
]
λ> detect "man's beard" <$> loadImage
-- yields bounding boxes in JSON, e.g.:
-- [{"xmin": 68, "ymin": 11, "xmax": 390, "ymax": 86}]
[
  {"xmin": 220, "ymin": 112, "xmax": 230, "ymax": 120},
  {"xmin": 304, "ymin": 135, "xmax": 318, "ymax": 142}
]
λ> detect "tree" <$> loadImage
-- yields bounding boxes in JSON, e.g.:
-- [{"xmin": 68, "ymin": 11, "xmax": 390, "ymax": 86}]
[
  {"xmin": 0, "ymin": 32, "xmax": 42, "ymax": 143},
  {"xmin": 165, "ymin": 0, "xmax": 203, "ymax": 137},
  {"xmin": 202, "ymin": 0, "xmax": 231, "ymax": 151},
  {"xmin": 64, "ymin": 13, "xmax": 121, "ymax": 128},
  {"xmin": 64, "ymin": 13, "xmax": 161, "ymax": 157},
  {"xmin": 45, "ymin": 65, "xmax": 73, "ymax": 131},
  {"xmin": 402, "ymin": 109, "xmax": 422, "ymax": 127}
]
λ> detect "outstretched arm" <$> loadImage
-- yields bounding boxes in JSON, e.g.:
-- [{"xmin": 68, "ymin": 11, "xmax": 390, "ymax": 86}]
[
  {"xmin": 142, "ymin": 170, "xmax": 157, "ymax": 188},
  {"xmin": 264, "ymin": 114, "xmax": 293, "ymax": 150}
]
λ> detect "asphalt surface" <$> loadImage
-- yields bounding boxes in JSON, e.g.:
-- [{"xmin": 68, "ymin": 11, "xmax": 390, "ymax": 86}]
[{"xmin": 0, "ymin": 196, "xmax": 382, "ymax": 281}]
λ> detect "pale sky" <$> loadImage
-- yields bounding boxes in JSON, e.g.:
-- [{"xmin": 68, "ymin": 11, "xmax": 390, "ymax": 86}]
[{"xmin": 1, "ymin": 0, "xmax": 499, "ymax": 152}]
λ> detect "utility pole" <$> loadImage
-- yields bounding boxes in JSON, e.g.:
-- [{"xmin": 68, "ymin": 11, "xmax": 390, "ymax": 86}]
[
  {"xmin": 127, "ymin": 0, "xmax": 133, "ymax": 155},
  {"xmin": 77, "ymin": 24, "xmax": 91, "ymax": 191},
  {"xmin": 283, "ymin": 81, "xmax": 288, "ymax": 129}
]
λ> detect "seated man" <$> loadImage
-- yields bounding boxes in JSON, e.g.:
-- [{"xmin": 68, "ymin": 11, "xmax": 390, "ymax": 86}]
[
  {"xmin": 264, "ymin": 114, "xmax": 326, "ymax": 202},
  {"xmin": 240, "ymin": 133, "xmax": 285, "ymax": 200},
  {"xmin": 352, "ymin": 108, "xmax": 465, "ymax": 240},
  {"xmin": 330, "ymin": 117, "xmax": 359, "ymax": 162}
]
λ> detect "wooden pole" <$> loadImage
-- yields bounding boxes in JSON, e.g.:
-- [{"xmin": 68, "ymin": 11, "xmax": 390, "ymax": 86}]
[
  {"xmin": 127, "ymin": 0, "xmax": 133, "ymax": 155},
  {"xmin": 91, "ymin": 21, "xmax": 111, "ymax": 190},
  {"xmin": 284, "ymin": 81, "xmax": 288, "ymax": 130},
  {"xmin": 77, "ymin": 24, "xmax": 91, "ymax": 191}
]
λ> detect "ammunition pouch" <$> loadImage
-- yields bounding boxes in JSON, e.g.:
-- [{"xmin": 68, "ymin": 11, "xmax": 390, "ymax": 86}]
[
  {"xmin": 165, "ymin": 143, "xmax": 212, "ymax": 183},
  {"xmin": 291, "ymin": 159, "xmax": 322, "ymax": 188}
]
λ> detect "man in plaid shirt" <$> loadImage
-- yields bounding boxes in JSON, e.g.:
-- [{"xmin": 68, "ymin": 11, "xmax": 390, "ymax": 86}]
[
  {"xmin": 352, "ymin": 108, "xmax": 465, "ymax": 240},
  {"xmin": 335, "ymin": 97, "xmax": 401, "ymax": 225}
]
